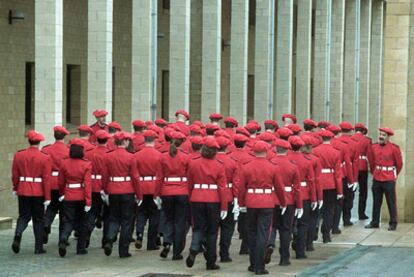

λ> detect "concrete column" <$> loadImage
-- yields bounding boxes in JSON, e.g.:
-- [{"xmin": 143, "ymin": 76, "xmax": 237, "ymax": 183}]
[
  {"xmin": 87, "ymin": 0, "xmax": 113, "ymax": 123},
  {"xmin": 34, "ymin": 0, "xmax": 63, "ymax": 142},
  {"xmin": 313, "ymin": 0, "xmax": 331, "ymax": 121},
  {"xmin": 229, "ymin": 0, "xmax": 249, "ymax": 123},
  {"xmin": 254, "ymin": 0, "xmax": 275, "ymax": 123},
  {"xmin": 329, "ymin": 0, "xmax": 345, "ymax": 123},
  {"xmin": 131, "ymin": 0, "xmax": 156, "ymax": 121},
  {"xmin": 169, "ymin": 0, "xmax": 191, "ymax": 122},
  {"xmin": 295, "ymin": 0, "xmax": 312, "ymax": 121},
  {"xmin": 368, "ymin": 0, "xmax": 384, "ymax": 131},
  {"xmin": 201, "ymin": 0, "xmax": 222, "ymax": 122}
]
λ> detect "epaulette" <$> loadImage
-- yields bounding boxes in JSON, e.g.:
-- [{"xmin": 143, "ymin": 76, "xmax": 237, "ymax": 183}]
[
  {"xmin": 106, "ymin": 149, "xmax": 116, "ymax": 154},
  {"xmin": 192, "ymin": 155, "xmax": 201, "ymax": 160},
  {"xmin": 85, "ymin": 148, "xmax": 94, "ymax": 152},
  {"xmin": 391, "ymin": 143, "xmax": 400, "ymax": 149},
  {"xmin": 303, "ymin": 154, "xmax": 312, "ymax": 161},
  {"xmin": 268, "ymin": 159, "xmax": 278, "ymax": 166},
  {"xmin": 229, "ymin": 156, "xmax": 238, "ymax": 162},
  {"xmin": 289, "ymin": 159, "xmax": 298, "ymax": 166},
  {"xmin": 215, "ymin": 158, "xmax": 224, "ymax": 164},
  {"xmin": 62, "ymin": 157, "xmax": 70, "ymax": 160},
  {"xmin": 17, "ymin": 149, "xmax": 25, "ymax": 152},
  {"xmin": 42, "ymin": 144, "xmax": 51, "ymax": 149},
  {"xmin": 179, "ymin": 148, "xmax": 189, "ymax": 154},
  {"xmin": 242, "ymin": 159, "xmax": 252, "ymax": 166}
]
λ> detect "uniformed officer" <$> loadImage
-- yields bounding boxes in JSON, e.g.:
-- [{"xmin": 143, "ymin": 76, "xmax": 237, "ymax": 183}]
[
  {"xmin": 264, "ymin": 119, "xmax": 279, "ymax": 133},
  {"xmin": 77, "ymin": 125, "xmax": 96, "ymax": 151},
  {"xmin": 209, "ymin": 113, "xmax": 223, "ymax": 126},
  {"xmin": 57, "ymin": 139, "xmax": 92, "ymax": 257},
  {"xmin": 174, "ymin": 110, "xmax": 190, "ymax": 136},
  {"xmin": 131, "ymin": 120, "xmax": 147, "ymax": 152},
  {"xmin": 282, "ymin": 114, "xmax": 297, "ymax": 127},
  {"xmin": 89, "ymin": 109, "xmax": 109, "ymax": 143},
  {"xmin": 366, "ymin": 127, "xmax": 403, "ymax": 231},
  {"xmin": 107, "ymin": 121, "xmax": 122, "ymax": 151},
  {"xmin": 42, "ymin": 126, "xmax": 70, "ymax": 244},
  {"xmin": 11, "ymin": 130, "xmax": 51, "ymax": 254},
  {"xmin": 223, "ymin": 117, "xmax": 238, "ymax": 139}
]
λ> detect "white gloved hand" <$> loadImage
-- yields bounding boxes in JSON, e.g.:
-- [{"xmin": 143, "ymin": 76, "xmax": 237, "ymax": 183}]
[
  {"xmin": 232, "ymin": 198, "xmax": 239, "ymax": 213},
  {"xmin": 281, "ymin": 206, "xmax": 287, "ymax": 215},
  {"xmin": 352, "ymin": 182, "xmax": 359, "ymax": 192},
  {"xmin": 153, "ymin": 196, "xmax": 162, "ymax": 210},
  {"xmin": 295, "ymin": 208, "xmax": 304, "ymax": 219},
  {"xmin": 220, "ymin": 210, "xmax": 228, "ymax": 220},
  {"xmin": 59, "ymin": 195, "xmax": 65, "ymax": 202},
  {"xmin": 337, "ymin": 194, "xmax": 343, "ymax": 200},
  {"xmin": 136, "ymin": 199, "xmax": 143, "ymax": 206},
  {"xmin": 347, "ymin": 183, "xmax": 353, "ymax": 189},
  {"xmin": 43, "ymin": 200, "xmax": 51, "ymax": 211},
  {"xmin": 233, "ymin": 209, "xmax": 240, "ymax": 221},
  {"xmin": 12, "ymin": 191, "xmax": 17, "ymax": 196},
  {"xmin": 318, "ymin": 200, "xmax": 324, "ymax": 209},
  {"xmin": 311, "ymin": 202, "xmax": 318, "ymax": 211},
  {"xmin": 84, "ymin": 206, "xmax": 91, "ymax": 212},
  {"xmin": 100, "ymin": 190, "xmax": 109, "ymax": 205},
  {"xmin": 239, "ymin": 207, "xmax": 247, "ymax": 213}
]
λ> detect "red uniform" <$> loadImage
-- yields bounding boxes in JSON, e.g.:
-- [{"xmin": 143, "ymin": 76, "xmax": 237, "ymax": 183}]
[
  {"xmin": 338, "ymin": 134, "xmax": 360, "ymax": 183},
  {"xmin": 156, "ymin": 150, "xmax": 189, "ymax": 196},
  {"xmin": 368, "ymin": 142, "xmax": 403, "ymax": 182},
  {"xmin": 89, "ymin": 122, "xmax": 109, "ymax": 144},
  {"xmin": 287, "ymin": 151, "xmax": 316, "ymax": 202},
  {"xmin": 331, "ymin": 138, "xmax": 353, "ymax": 181},
  {"xmin": 133, "ymin": 146, "xmax": 161, "ymax": 198},
  {"xmin": 131, "ymin": 132, "xmax": 145, "ymax": 152},
  {"xmin": 175, "ymin": 121, "xmax": 190, "ymax": 136},
  {"xmin": 305, "ymin": 153, "xmax": 323, "ymax": 201},
  {"xmin": 85, "ymin": 145, "xmax": 108, "ymax": 193},
  {"xmin": 216, "ymin": 152, "xmax": 238, "ymax": 203},
  {"xmin": 41, "ymin": 141, "xmax": 69, "ymax": 190},
  {"xmin": 352, "ymin": 132, "xmax": 372, "ymax": 172}
]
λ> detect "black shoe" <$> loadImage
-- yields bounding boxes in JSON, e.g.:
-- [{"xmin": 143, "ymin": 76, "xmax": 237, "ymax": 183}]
[
  {"xmin": 332, "ymin": 229, "xmax": 342, "ymax": 234},
  {"xmin": 11, "ymin": 236, "xmax": 21, "ymax": 254},
  {"xmin": 172, "ymin": 254, "xmax": 183, "ymax": 260},
  {"xmin": 206, "ymin": 264, "xmax": 220, "ymax": 270},
  {"xmin": 120, "ymin": 253, "xmax": 132, "ymax": 258},
  {"xmin": 147, "ymin": 246, "xmax": 160, "ymax": 251},
  {"xmin": 135, "ymin": 239, "xmax": 142, "ymax": 249},
  {"xmin": 359, "ymin": 214, "xmax": 369, "ymax": 220},
  {"xmin": 58, "ymin": 242, "xmax": 67, "ymax": 257},
  {"xmin": 77, "ymin": 249, "xmax": 88, "ymax": 255},
  {"xmin": 306, "ymin": 245, "xmax": 315, "ymax": 252},
  {"xmin": 388, "ymin": 225, "xmax": 397, "ymax": 231},
  {"xmin": 160, "ymin": 245, "xmax": 170, "ymax": 258},
  {"xmin": 239, "ymin": 249, "xmax": 249, "ymax": 255},
  {"xmin": 248, "ymin": 265, "xmax": 254, "ymax": 272},
  {"xmin": 34, "ymin": 248, "xmax": 46, "ymax": 254},
  {"xmin": 220, "ymin": 257, "xmax": 232, "ymax": 263},
  {"xmin": 104, "ymin": 242, "xmax": 112, "ymax": 256},
  {"xmin": 322, "ymin": 234, "xmax": 331, "ymax": 243},
  {"xmin": 279, "ymin": 259, "xmax": 291, "ymax": 266},
  {"xmin": 264, "ymin": 247, "xmax": 273, "ymax": 264},
  {"xmin": 365, "ymin": 223, "xmax": 379, "ymax": 229},
  {"xmin": 296, "ymin": 254, "xmax": 308, "ymax": 259},
  {"xmin": 343, "ymin": 221, "xmax": 353, "ymax": 226},
  {"xmin": 255, "ymin": 269, "xmax": 269, "ymax": 275},
  {"xmin": 186, "ymin": 251, "xmax": 197, "ymax": 268}
]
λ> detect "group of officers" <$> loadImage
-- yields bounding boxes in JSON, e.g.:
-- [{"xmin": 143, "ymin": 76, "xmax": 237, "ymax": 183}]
[{"xmin": 11, "ymin": 109, "xmax": 403, "ymax": 275}]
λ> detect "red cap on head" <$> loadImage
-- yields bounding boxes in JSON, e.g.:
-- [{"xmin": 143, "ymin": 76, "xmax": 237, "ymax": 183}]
[
  {"xmin": 355, "ymin": 123, "xmax": 367, "ymax": 131},
  {"xmin": 78, "ymin": 125, "xmax": 93, "ymax": 133},
  {"xmin": 264, "ymin": 119, "xmax": 279, "ymax": 129},
  {"xmin": 175, "ymin": 110, "xmax": 190, "ymax": 120},
  {"xmin": 224, "ymin": 116, "xmax": 238, "ymax": 127},
  {"xmin": 303, "ymin": 119, "xmax": 317, "ymax": 128},
  {"xmin": 282, "ymin": 114, "xmax": 297, "ymax": 123},
  {"xmin": 190, "ymin": 136, "xmax": 204, "ymax": 145},
  {"xmin": 236, "ymin": 127, "xmax": 250, "ymax": 137},
  {"xmin": 53, "ymin": 125, "xmax": 69, "ymax": 135},
  {"xmin": 205, "ymin": 123, "xmax": 220, "ymax": 131},
  {"xmin": 145, "ymin": 121, "xmax": 153, "ymax": 126},
  {"xmin": 327, "ymin": 125, "xmax": 341, "ymax": 134},
  {"xmin": 113, "ymin": 131, "xmax": 132, "ymax": 141},
  {"xmin": 272, "ymin": 138, "xmax": 291, "ymax": 149},
  {"xmin": 155, "ymin": 118, "xmax": 167, "ymax": 126},
  {"xmin": 203, "ymin": 137, "xmax": 220, "ymax": 149},
  {"xmin": 147, "ymin": 125, "xmax": 161, "ymax": 133},
  {"xmin": 216, "ymin": 136, "xmax": 231, "ymax": 148},
  {"xmin": 258, "ymin": 132, "xmax": 275, "ymax": 142},
  {"xmin": 318, "ymin": 121, "xmax": 331, "ymax": 128},
  {"xmin": 192, "ymin": 120, "xmax": 204, "ymax": 128},
  {"xmin": 287, "ymin": 124, "xmax": 302, "ymax": 134},
  {"xmin": 277, "ymin": 127, "xmax": 294, "ymax": 139},
  {"xmin": 234, "ymin": 134, "xmax": 249, "ymax": 142},
  {"xmin": 319, "ymin": 130, "xmax": 335, "ymax": 138},
  {"xmin": 300, "ymin": 134, "xmax": 315, "ymax": 146},
  {"xmin": 252, "ymin": 141, "xmax": 269, "ymax": 153},
  {"xmin": 214, "ymin": 130, "xmax": 231, "ymax": 140},
  {"xmin": 245, "ymin": 122, "xmax": 259, "ymax": 132},
  {"xmin": 339, "ymin": 121, "xmax": 354, "ymax": 131},
  {"xmin": 132, "ymin": 120, "xmax": 146, "ymax": 128},
  {"xmin": 92, "ymin": 109, "xmax": 108, "ymax": 117},
  {"xmin": 170, "ymin": 131, "xmax": 186, "ymax": 140},
  {"xmin": 247, "ymin": 120, "xmax": 261, "ymax": 132},
  {"xmin": 26, "ymin": 130, "xmax": 45, "ymax": 142},
  {"xmin": 143, "ymin": 130, "xmax": 158, "ymax": 139},
  {"xmin": 108, "ymin": 121, "xmax": 122, "ymax": 131},
  {"xmin": 190, "ymin": 124, "xmax": 203, "ymax": 135},
  {"xmin": 96, "ymin": 130, "xmax": 110, "ymax": 140},
  {"xmin": 288, "ymin": 135, "xmax": 305, "ymax": 147},
  {"xmin": 379, "ymin": 127, "xmax": 394, "ymax": 136},
  {"xmin": 209, "ymin": 113, "xmax": 223, "ymax": 121},
  {"xmin": 70, "ymin": 138, "xmax": 84, "ymax": 147}
]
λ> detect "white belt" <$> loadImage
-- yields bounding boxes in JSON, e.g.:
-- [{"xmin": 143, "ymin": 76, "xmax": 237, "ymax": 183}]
[
  {"xmin": 300, "ymin": 181, "xmax": 307, "ymax": 187},
  {"xmin": 341, "ymin": 161, "xmax": 345, "ymax": 168},
  {"xmin": 140, "ymin": 176, "xmax": 156, "ymax": 181},
  {"xmin": 359, "ymin": 155, "xmax": 367, "ymax": 160},
  {"xmin": 19, "ymin": 177, "xmax": 42, "ymax": 183},
  {"xmin": 51, "ymin": 171, "xmax": 59, "ymax": 177},
  {"xmin": 164, "ymin": 177, "xmax": 187, "ymax": 182},
  {"xmin": 376, "ymin": 166, "xmax": 394, "ymax": 171},
  {"xmin": 194, "ymin": 184, "xmax": 218, "ymax": 190},
  {"xmin": 321, "ymin": 168, "xmax": 334, "ymax": 174},
  {"xmin": 66, "ymin": 183, "xmax": 83, "ymax": 189},
  {"xmin": 227, "ymin": 183, "xmax": 233, "ymax": 188},
  {"xmin": 247, "ymin": 188, "xmax": 272, "ymax": 194},
  {"xmin": 92, "ymin": 174, "xmax": 102, "ymax": 180},
  {"xmin": 285, "ymin": 186, "xmax": 292, "ymax": 192},
  {"xmin": 110, "ymin": 176, "xmax": 131, "ymax": 182}
]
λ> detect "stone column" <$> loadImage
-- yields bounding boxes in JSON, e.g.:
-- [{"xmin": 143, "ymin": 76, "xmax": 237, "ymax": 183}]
[
  {"xmin": 131, "ymin": 0, "xmax": 156, "ymax": 121},
  {"xmin": 229, "ymin": 0, "xmax": 249, "ymax": 124},
  {"xmin": 295, "ymin": 0, "xmax": 312, "ymax": 121},
  {"xmin": 254, "ymin": 0, "xmax": 275, "ymax": 123},
  {"xmin": 34, "ymin": 0, "xmax": 63, "ymax": 142},
  {"xmin": 169, "ymin": 0, "xmax": 191, "ymax": 122},
  {"xmin": 87, "ymin": 0, "xmax": 113, "ymax": 123},
  {"xmin": 329, "ymin": 0, "xmax": 345, "ymax": 123},
  {"xmin": 201, "ymin": 0, "xmax": 222, "ymax": 122}
]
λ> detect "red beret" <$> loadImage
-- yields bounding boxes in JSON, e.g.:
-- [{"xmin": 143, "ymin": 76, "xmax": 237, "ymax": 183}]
[
  {"xmin": 327, "ymin": 125, "xmax": 341, "ymax": 134},
  {"xmin": 319, "ymin": 130, "xmax": 335, "ymax": 138},
  {"xmin": 277, "ymin": 127, "xmax": 294, "ymax": 139},
  {"xmin": 170, "ymin": 131, "xmax": 186, "ymax": 140},
  {"xmin": 190, "ymin": 124, "xmax": 203, "ymax": 135},
  {"xmin": 190, "ymin": 136, "xmax": 204, "ymax": 145},
  {"xmin": 92, "ymin": 109, "xmax": 108, "ymax": 117},
  {"xmin": 143, "ymin": 130, "xmax": 158, "ymax": 139},
  {"xmin": 339, "ymin": 121, "xmax": 354, "ymax": 131},
  {"xmin": 108, "ymin": 121, "xmax": 122, "ymax": 131},
  {"xmin": 53, "ymin": 125, "xmax": 69, "ymax": 135},
  {"xmin": 272, "ymin": 138, "xmax": 291, "ymax": 149},
  {"xmin": 209, "ymin": 113, "xmax": 223, "ymax": 120},
  {"xmin": 234, "ymin": 134, "xmax": 249, "ymax": 142},
  {"xmin": 282, "ymin": 114, "xmax": 297, "ymax": 123},
  {"xmin": 252, "ymin": 141, "xmax": 269, "ymax": 153},
  {"xmin": 205, "ymin": 123, "xmax": 220, "ymax": 131},
  {"xmin": 355, "ymin": 123, "xmax": 367, "ymax": 130},
  {"xmin": 26, "ymin": 130, "xmax": 45, "ymax": 142},
  {"xmin": 132, "ymin": 120, "xmax": 146, "ymax": 128},
  {"xmin": 155, "ymin": 118, "xmax": 167, "ymax": 126},
  {"xmin": 192, "ymin": 120, "xmax": 205, "ymax": 128},
  {"xmin": 96, "ymin": 130, "xmax": 110, "ymax": 140},
  {"xmin": 203, "ymin": 137, "xmax": 220, "ymax": 149},
  {"xmin": 247, "ymin": 120, "xmax": 262, "ymax": 132},
  {"xmin": 164, "ymin": 127, "xmax": 174, "ymax": 138},
  {"xmin": 69, "ymin": 138, "xmax": 84, "ymax": 147},
  {"xmin": 78, "ymin": 125, "xmax": 93, "ymax": 133},
  {"xmin": 147, "ymin": 125, "xmax": 162, "ymax": 134},
  {"xmin": 264, "ymin": 119, "xmax": 279, "ymax": 129},
  {"xmin": 236, "ymin": 127, "xmax": 250, "ymax": 137},
  {"xmin": 318, "ymin": 121, "xmax": 331, "ymax": 128},
  {"xmin": 113, "ymin": 131, "xmax": 132, "ymax": 141},
  {"xmin": 379, "ymin": 127, "xmax": 394, "ymax": 136},
  {"xmin": 245, "ymin": 122, "xmax": 259, "ymax": 132},
  {"xmin": 214, "ymin": 130, "xmax": 231, "ymax": 140},
  {"xmin": 287, "ymin": 124, "xmax": 302, "ymax": 134},
  {"xmin": 224, "ymin": 116, "xmax": 238, "ymax": 126},
  {"xmin": 175, "ymin": 110, "xmax": 190, "ymax": 120},
  {"xmin": 288, "ymin": 135, "xmax": 305, "ymax": 147},
  {"xmin": 258, "ymin": 132, "xmax": 275, "ymax": 142},
  {"xmin": 300, "ymin": 134, "xmax": 315, "ymax": 146},
  {"xmin": 303, "ymin": 119, "xmax": 317, "ymax": 128},
  {"xmin": 145, "ymin": 121, "xmax": 154, "ymax": 126},
  {"xmin": 216, "ymin": 136, "xmax": 231, "ymax": 148}
]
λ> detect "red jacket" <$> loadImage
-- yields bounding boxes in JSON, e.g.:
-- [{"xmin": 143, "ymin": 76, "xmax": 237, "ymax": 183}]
[
  {"xmin": 102, "ymin": 148, "xmax": 140, "ymax": 197},
  {"xmin": 58, "ymin": 158, "xmax": 92, "ymax": 206},
  {"xmin": 338, "ymin": 134, "xmax": 360, "ymax": 183},
  {"xmin": 229, "ymin": 148, "xmax": 254, "ymax": 164},
  {"xmin": 312, "ymin": 143, "xmax": 343, "ymax": 194},
  {"xmin": 106, "ymin": 137, "xmax": 117, "ymax": 151},
  {"xmin": 305, "ymin": 153, "xmax": 323, "ymax": 201},
  {"xmin": 288, "ymin": 151, "xmax": 316, "ymax": 202},
  {"xmin": 187, "ymin": 156, "xmax": 228, "ymax": 211},
  {"xmin": 131, "ymin": 132, "xmax": 145, "ymax": 152},
  {"xmin": 270, "ymin": 155, "xmax": 302, "ymax": 208},
  {"xmin": 238, "ymin": 157, "xmax": 286, "ymax": 209},
  {"xmin": 367, "ymin": 142, "xmax": 403, "ymax": 182},
  {"xmin": 216, "ymin": 152, "xmax": 238, "ymax": 203},
  {"xmin": 134, "ymin": 146, "xmax": 162, "ymax": 196},
  {"xmin": 331, "ymin": 138, "xmax": 353, "ymax": 181},
  {"xmin": 175, "ymin": 121, "xmax": 190, "ymax": 136},
  {"xmin": 156, "ymin": 150, "xmax": 189, "ymax": 197},
  {"xmin": 12, "ymin": 146, "xmax": 52, "ymax": 200},
  {"xmin": 85, "ymin": 145, "xmax": 108, "ymax": 193},
  {"xmin": 41, "ymin": 141, "xmax": 69, "ymax": 190},
  {"xmin": 89, "ymin": 122, "xmax": 109, "ymax": 144},
  {"xmin": 352, "ymin": 132, "xmax": 372, "ymax": 172}
]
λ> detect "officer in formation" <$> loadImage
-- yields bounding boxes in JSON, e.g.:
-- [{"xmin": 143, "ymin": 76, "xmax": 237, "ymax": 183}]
[{"xmin": 11, "ymin": 109, "xmax": 403, "ymax": 275}]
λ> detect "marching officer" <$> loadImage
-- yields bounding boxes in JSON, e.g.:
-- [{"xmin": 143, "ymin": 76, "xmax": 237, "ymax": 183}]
[
  {"xmin": 77, "ymin": 125, "xmax": 96, "ymax": 152},
  {"xmin": 107, "ymin": 121, "xmax": 122, "ymax": 151},
  {"xmin": 131, "ymin": 120, "xmax": 147, "ymax": 152},
  {"xmin": 174, "ymin": 110, "xmax": 190, "ymax": 136},
  {"xmin": 42, "ymin": 126, "xmax": 70, "ymax": 244},
  {"xmin": 366, "ymin": 127, "xmax": 403, "ymax": 231},
  {"xmin": 238, "ymin": 141, "xmax": 286, "ymax": 275},
  {"xmin": 11, "ymin": 130, "xmax": 51, "ymax": 254},
  {"xmin": 89, "ymin": 109, "xmax": 109, "ymax": 143},
  {"xmin": 223, "ymin": 116, "xmax": 238, "ymax": 139},
  {"xmin": 209, "ymin": 113, "xmax": 223, "ymax": 126},
  {"xmin": 57, "ymin": 139, "xmax": 92, "ymax": 257},
  {"xmin": 185, "ymin": 137, "xmax": 228, "ymax": 271}
]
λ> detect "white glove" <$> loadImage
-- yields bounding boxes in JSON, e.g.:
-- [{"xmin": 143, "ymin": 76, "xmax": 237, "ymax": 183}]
[
  {"xmin": 295, "ymin": 208, "xmax": 304, "ymax": 219},
  {"xmin": 59, "ymin": 195, "xmax": 65, "ymax": 202},
  {"xmin": 352, "ymin": 182, "xmax": 359, "ymax": 192},
  {"xmin": 311, "ymin": 202, "xmax": 318, "ymax": 211},
  {"xmin": 347, "ymin": 183, "xmax": 353, "ymax": 189},
  {"xmin": 153, "ymin": 197, "xmax": 162, "ymax": 210},
  {"xmin": 43, "ymin": 200, "xmax": 51, "ymax": 211},
  {"xmin": 337, "ymin": 194, "xmax": 343, "ymax": 200},
  {"xmin": 136, "ymin": 199, "xmax": 143, "ymax": 206},
  {"xmin": 280, "ymin": 206, "xmax": 287, "ymax": 215},
  {"xmin": 100, "ymin": 190, "xmax": 109, "ymax": 205},
  {"xmin": 239, "ymin": 207, "xmax": 247, "ymax": 213},
  {"xmin": 232, "ymin": 198, "xmax": 239, "ymax": 213},
  {"xmin": 318, "ymin": 200, "xmax": 324, "ymax": 209},
  {"xmin": 12, "ymin": 191, "xmax": 17, "ymax": 196},
  {"xmin": 233, "ymin": 209, "xmax": 240, "ymax": 221},
  {"xmin": 84, "ymin": 206, "xmax": 91, "ymax": 212},
  {"xmin": 220, "ymin": 210, "xmax": 228, "ymax": 220}
]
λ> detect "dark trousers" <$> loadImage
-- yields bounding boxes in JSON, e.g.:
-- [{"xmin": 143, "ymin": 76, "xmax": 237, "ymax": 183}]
[
  {"xmin": 136, "ymin": 194, "xmax": 160, "ymax": 250},
  {"xmin": 333, "ymin": 179, "xmax": 347, "ymax": 230},
  {"xmin": 358, "ymin": 171, "xmax": 369, "ymax": 217},
  {"xmin": 270, "ymin": 205, "xmax": 295, "ymax": 261},
  {"xmin": 371, "ymin": 180, "xmax": 398, "ymax": 227},
  {"xmin": 189, "ymin": 202, "xmax": 220, "ymax": 267},
  {"xmin": 219, "ymin": 203, "xmax": 235, "ymax": 260},
  {"xmin": 321, "ymin": 189, "xmax": 336, "ymax": 237},
  {"xmin": 106, "ymin": 193, "xmax": 135, "ymax": 256},
  {"xmin": 343, "ymin": 178, "xmax": 355, "ymax": 223},
  {"xmin": 238, "ymin": 212, "xmax": 249, "ymax": 253},
  {"xmin": 15, "ymin": 196, "xmax": 44, "ymax": 250},
  {"xmin": 87, "ymin": 192, "xmax": 104, "ymax": 241},
  {"xmin": 59, "ymin": 200, "xmax": 89, "ymax": 252},
  {"xmin": 162, "ymin": 195, "xmax": 189, "ymax": 256},
  {"xmin": 247, "ymin": 208, "xmax": 273, "ymax": 272},
  {"xmin": 295, "ymin": 200, "xmax": 311, "ymax": 257},
  {"xmin": 307, "ymin": 206, "xmax": 319, "ymax": 248},
  {"xmin": 44, "ymin": 190, "xmax": 63, "ymax": 235}
]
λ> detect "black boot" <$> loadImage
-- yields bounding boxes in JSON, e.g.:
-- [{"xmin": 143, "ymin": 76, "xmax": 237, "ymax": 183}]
[
  {"xmin": 11, "ymin": 235, "xmax": 21, "ymax": 254},
  {"xmin": 264, "ymin": 247, "xmax": 273, "ymax": 264},
  {"xmin": 58, "ymin": 241, "xmax": 67, "ymax": 257},
  {"xmin": 34, "ymin": 248, "xmax": 46, "ymax": 254},
  {"xmin": 104, "ymin": 241, "xmax": 113, "ymax": 256},
  {"xmin": 160, "ymin": 245, "xmax": 170, "ymax": 258},
  {"xmin": 186, "ymin": 249, "xmax": 197, "ymax": 268}
]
